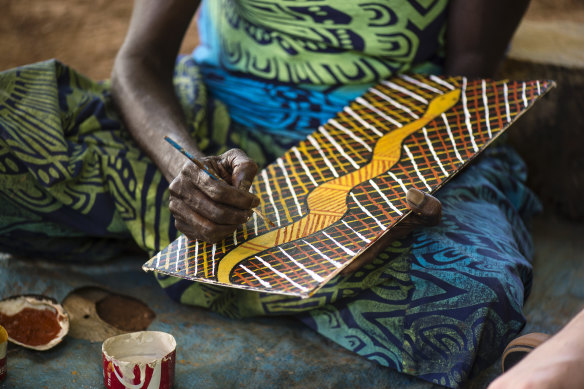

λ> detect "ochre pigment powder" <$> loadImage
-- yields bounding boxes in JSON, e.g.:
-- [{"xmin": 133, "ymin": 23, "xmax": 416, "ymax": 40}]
[{"xmin": 0, "ymin": 308, "xmax": 61, "ymax": 346}]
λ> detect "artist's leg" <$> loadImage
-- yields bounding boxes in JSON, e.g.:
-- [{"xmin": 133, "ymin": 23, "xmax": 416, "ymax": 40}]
[
  {"xmin": 0, "ymin": 61, "xmax": 129, "ymax": 259},
  {"xmin": 160, "ymin": 143, "xmax": 539, "ymax": 388},
  {"xmin": 0, "ymin": 57, "xmax": 211, "ymax": 260},
  {"xmin": 489, "ymin": 307, "xmax": 584, "ymax": 389},
  {"xmin": 292, "ymin": 145, "xmax": 540, "ymax": 387}
]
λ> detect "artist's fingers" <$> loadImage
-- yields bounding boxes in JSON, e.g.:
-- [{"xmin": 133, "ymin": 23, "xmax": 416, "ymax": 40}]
[
  {"xmin": 341, "ymin": 189, "xmax": 441, "ymax": 276},
  {"xmin": 178, "ymin": 160, "xmax": 259, "ymax": 210},
  {"xmin": 374, "ymin": 189, "xmax": 441, "ymax": 249},
  {"xmin": 169, "ymin": 172, "xmax": 252, "ymax": 226},
  {"xmin": 176, "ymin": 188, "xmax": 252, "ymax": 226},
  {"xmin": 175, "ymin": 216, "xmax": 237, "ymax": 243},
  {"xmin": 405, "ymin": 188, "xmax": 442, "ymax": 227},
  {"xmin": 220, "ymin": 148, "xmax": 259, "ymax": 192},
  {"xmin": 169, "ymin": 197, "xmax": 237, "ymax": 243}
]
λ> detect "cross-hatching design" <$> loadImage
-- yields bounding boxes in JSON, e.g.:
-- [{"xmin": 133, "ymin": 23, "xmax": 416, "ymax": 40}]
[{"xmin": 143, "ymin": 74, "xmax": 554, "ymax": 297}]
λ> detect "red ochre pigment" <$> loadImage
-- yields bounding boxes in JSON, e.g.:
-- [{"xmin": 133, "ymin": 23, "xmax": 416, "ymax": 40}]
[{"xmin": 0, "ymin": 308, "xmax": 61, "ymax": 346}]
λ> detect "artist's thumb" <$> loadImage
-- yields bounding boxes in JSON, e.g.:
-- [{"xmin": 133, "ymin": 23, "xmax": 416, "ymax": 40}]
[
  {"xmin": 223, "ymin": 148, "xmax": 259, "ymax": 192},
  {"xmin": 405, "ymin": 188, "xmax": 442, "ymax": 227}
]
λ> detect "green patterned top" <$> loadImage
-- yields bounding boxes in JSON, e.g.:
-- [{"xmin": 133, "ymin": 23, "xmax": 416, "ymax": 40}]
[{"xmin": 194, "ymin": 0, "xmax": 449, "ymax": 85}]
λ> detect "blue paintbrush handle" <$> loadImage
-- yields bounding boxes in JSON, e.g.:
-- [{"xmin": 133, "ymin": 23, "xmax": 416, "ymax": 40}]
[{"xmin": 164, "ymin": 136, "xmax": 218, "ymax": 180}]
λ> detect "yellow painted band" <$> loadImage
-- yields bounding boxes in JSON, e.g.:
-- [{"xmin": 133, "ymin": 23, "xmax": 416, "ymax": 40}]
[{"xmin": 217, "ymin": 89, "xmax": 460, "ymax": 284}]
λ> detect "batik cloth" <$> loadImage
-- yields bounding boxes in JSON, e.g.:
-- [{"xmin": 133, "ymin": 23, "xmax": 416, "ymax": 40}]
[
  {"xmin": 0, "ymin": 57, "xmax": 539, "ymax": 387},
  {"xmin": 194, "ymin": 0, "xmax": 447, "ymax": 138},
  {"xmin": 194, "ymin": 0, "xmax": 448, "ymax": 86},
  {"xmin": 0, "ymin": 1, "xmax": 540, "ymax": 386}
]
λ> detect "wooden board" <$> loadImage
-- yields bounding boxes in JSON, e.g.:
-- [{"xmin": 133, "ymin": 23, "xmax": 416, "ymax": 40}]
[{"xmin": 143, "ymin": 74, "xmax": 554, "ymax": 298}]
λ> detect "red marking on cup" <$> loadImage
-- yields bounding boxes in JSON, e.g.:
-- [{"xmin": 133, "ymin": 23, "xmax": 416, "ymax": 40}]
[
  {"xmin": 0, "ymin": 325, "xmax": 7, "ymax": 382},
  {"xmin": 102, "ymin": 331, "xmax": 176, "ymax": 389}
]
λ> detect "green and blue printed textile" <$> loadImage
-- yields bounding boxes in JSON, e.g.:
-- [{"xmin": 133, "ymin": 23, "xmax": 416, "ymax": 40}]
[
  {"xmin": 0, "ymin": 58, "xmax": 540, "ymax": 387},
  {"xmin": 0, "ymin": 3, "xmax": 542, "ymax": 385},
  {"xmin": 194, "ymin": 0, "xmax": 448, "ymax": 85},
  {"xmin": 194, "ymin": 0, "xmax": 448, "ymax": 138}
]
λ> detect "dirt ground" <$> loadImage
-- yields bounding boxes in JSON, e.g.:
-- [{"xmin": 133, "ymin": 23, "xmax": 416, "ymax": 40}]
[{"xmin": 0, "ymin": 0, "xmax": 198, "ymax": 80}]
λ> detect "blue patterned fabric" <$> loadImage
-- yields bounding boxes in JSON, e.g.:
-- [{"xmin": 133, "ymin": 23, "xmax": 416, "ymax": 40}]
[
  {"xmin": 0, "ymin": 22, "xmax": 541, "ymax": 389},
  {"xmin": 199, "ymin": 64, "xmax": 370, "ymax": 140},
  {"xmin": 296, "ymin": 147, "xmax": 539, "ymax": 386},
  {"xmin": 194, "ymin": 0, "xmax": 446, "ymax": 137}
]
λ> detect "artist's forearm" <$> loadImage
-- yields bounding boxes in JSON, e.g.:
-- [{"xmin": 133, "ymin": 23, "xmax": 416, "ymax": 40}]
[
  {"xmin": 111, "ymin": 0, "xmax": 201, "ymax": 183},
  {"xmin": 111, "ymin": 55, "xmax": 201, "ymax": 182},
  {"xmin": 445, "ymin": 0, "xmax": 530, "ymax": 77}
]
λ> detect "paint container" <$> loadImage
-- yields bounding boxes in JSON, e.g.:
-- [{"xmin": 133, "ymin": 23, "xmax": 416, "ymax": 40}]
[
  {"xmin": 0, "ymin": 325, "xmax": 7, "ymax": 382},
  {"xmin": 102, "ymin": 331, "xmax": 176, "ymax": 389}
]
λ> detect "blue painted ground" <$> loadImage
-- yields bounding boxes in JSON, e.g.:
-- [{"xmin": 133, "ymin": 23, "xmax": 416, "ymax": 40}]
[{"xmin": 1, "ymin": 211, "xmax": 583, "ymax": 388}]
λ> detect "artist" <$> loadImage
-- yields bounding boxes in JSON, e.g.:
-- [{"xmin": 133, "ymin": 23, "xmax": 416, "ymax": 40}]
[{"xmin": 1, "ymin": 0, "xmax": 568, "ymax": 387}]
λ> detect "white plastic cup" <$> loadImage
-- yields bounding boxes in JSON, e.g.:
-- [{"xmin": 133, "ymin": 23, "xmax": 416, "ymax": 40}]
[{"xmin": 102, "ymin": 331, "xmax": 176, "ymax": 389}]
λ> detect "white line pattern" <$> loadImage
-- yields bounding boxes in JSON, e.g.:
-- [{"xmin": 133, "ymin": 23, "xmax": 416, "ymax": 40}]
[
  {"xmin": 388, "ymin": 171, "xmax": 408, "ymax": 194},
  {"xmin": 318, "ymin": 126, "xmax": 360, "ymax": 169},
  {"xmin": 292, "ymin": 147, "xmax": 318, "ymax": 187},
  {"xmin": 404, "ymin": 145, "xmax": 431, "ymax": 191},
  {"xmin": 369, "ymin": 87, "xmax": 419, "ymax": 119},
  {"xmin": 423, "ymin": 127, "xmax": 449, "ymax": 176},
  {"xmin": 277, "ymin": 158, "xmax": 303, "ymax": 216},
  {"xmin": 342, "ymin": 220, "xmax": 371, "ymax": 243},
  {"xmin": 430, "ymin": 75, "xmax": 455, "ymax": 90},
  {"xmin": 400, "ymin": 74, "xmax": 443, "ymax": 94},
  {"xmin": 369, "ymin": 179, "xmax": 403, "ymax": 215},
  {"xmin": 249, "ymin": 186, "xmax": 258, "ymax": 235},
  {"xmin": 482, "ymin": 80, "xmax": 492, "ymax": 138},
  {"xmin": 255, "ymin": 256, "xmax": 308, "ymax": 292},
  {"xmin": 302, "ymin": 240, "xmax": 342, "ymax": 268},
  {"xmin": 176, "ymin": 237, "xmax": 182, "ymax": 273},
  {"xmin": 344, "ymin": 106, "xmax": 384, "ymax": 137},
  {"xmin": 211, "ymin": 243, "xmax": 216, "ymax": 276},
  {"xmin": 194, "ymin": 240, "xmax": 199, "ymax": 275},
  {"xmin": 278, "ymin": 247, "xmax": 324, "ymax": 282},
  {"xmin": 308, "ymin": 135, "xmax": 339, "ymax": 178},
  {"xmin": 461, "ymin": 78, "xmax": 479, "ymax": 152},
  {"xmin": 442, "ymin": 113, "xmax": 464, "ymax": 164},
  {"xmin": 381, "ymin": 80, "xmax": 428, "ymax": 104},
  {"xmin": 350, "ymin": 192, "xmax": 387, "ymax": 230},
  {"xmin": 356, "ymin": 97, "xmax": 403, "ymax": 128},
  {"xmin": 240, "ymin": 265, "xmax": 271, "ymax": 288},
  {"xmin": 503, "ymin": 82, "xmax": 511, "ymax": 122},
  {"xmin": 322, "ymin": 231, "xmax": 356, "ymax": 256},
  {"xmin": 329, "ymin": 119, "xmax": 372, "ymax": 152},
  {"xmin": 262, "ymin": 169, "xmax": 282, "ymax": 227}
]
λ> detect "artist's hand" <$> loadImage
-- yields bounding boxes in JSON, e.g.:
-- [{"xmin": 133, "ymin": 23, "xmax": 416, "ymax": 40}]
[
  {"xmin": 488, "ymin": 308, "xmax": 584, "ymax": 389},
  {"xmin": 341, "ymin": 188, "xmax": 441, "ymax": 275},
  {"xmin": 168, "ymin": 148, "xmax": 260, "ymax": 243}
]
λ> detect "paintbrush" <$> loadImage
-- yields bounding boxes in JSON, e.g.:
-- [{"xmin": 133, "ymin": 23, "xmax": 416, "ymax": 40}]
[{"xmin": 164, "ymin": 136, "xmax": 275, "ymax": 228}]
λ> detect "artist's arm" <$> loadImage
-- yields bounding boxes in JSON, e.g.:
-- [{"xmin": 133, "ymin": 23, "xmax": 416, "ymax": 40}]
[
  {"xmin": 111, "ymin": 0, "xmax": 259, "ymax": 243},
  {"xmin": 489, "ymin": 307, "xmax": 584, "ymax": 389},
  {"xmin": 445, "ymin": 0, "xmax": 530, "ymax": 77}
]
